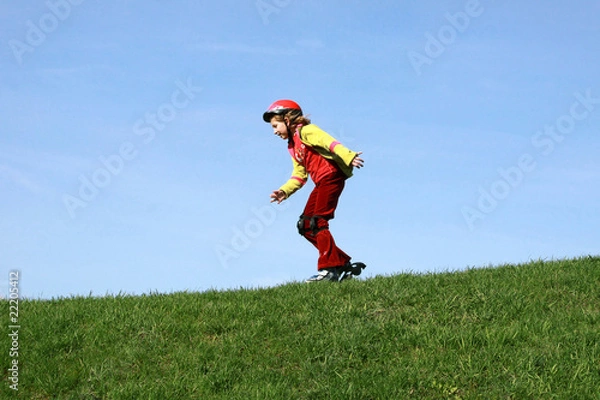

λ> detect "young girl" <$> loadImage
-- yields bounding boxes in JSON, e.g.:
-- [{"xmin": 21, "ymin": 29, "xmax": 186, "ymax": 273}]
[{"xmin": 263, "ymin": 99, "xmax": 366, "ymax": 282}]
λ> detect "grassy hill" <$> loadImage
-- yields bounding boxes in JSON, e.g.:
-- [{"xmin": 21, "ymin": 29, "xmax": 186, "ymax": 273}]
[{"xmin": 2, "ymin": 257, "xmax": 599, "ymax": 399}]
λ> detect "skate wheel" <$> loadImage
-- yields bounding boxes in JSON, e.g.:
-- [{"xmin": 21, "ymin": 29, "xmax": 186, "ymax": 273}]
[{"xmin": 351, "ymin": 262, "xmax": 366, "ymax": 275}]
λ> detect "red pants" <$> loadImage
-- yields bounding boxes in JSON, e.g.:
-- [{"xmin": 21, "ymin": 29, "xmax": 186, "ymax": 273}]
[{"xmin": 299, "ymin": 170, "xmax": 351, "ymax": 270}]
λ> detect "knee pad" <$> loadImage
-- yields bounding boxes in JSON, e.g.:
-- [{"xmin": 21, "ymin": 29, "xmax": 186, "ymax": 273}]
[
  {"xmin": 297, "ymin": 215, "xmax": 328, "ymax": 236},
  {"xmin": 297, "ymin": 215, "xmax": 308, "ymax": 235}
]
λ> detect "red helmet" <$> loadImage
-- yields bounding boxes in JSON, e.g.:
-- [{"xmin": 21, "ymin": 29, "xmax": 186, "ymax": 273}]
[{"xmin": 262, "ymin": 99, "xmax": 302, "ymax": 122}]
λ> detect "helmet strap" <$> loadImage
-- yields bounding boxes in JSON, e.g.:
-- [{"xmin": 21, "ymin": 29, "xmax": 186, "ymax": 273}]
[
  {"xmin": 284, "ymin": 116, "xmax": 293, "ymax": 144},
  {"xmin": 286, "ymin": 125, "xmax": 294, "ymax": 145}
]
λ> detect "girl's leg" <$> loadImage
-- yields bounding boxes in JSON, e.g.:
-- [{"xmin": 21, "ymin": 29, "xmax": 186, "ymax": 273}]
[{"xmin": 299, "ymin": 171, "xmax": 351, "ymax": 270}]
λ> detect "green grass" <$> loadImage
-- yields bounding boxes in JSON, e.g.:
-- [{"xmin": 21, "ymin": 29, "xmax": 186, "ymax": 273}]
[{"xmin": 2, "ymin": 256, "xmax": 600, "ymax": 399}]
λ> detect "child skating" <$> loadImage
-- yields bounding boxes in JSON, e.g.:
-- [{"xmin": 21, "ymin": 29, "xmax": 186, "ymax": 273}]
[{"xmin": 262, "ymin": 99, "xmax": 366, "ymax": 282}]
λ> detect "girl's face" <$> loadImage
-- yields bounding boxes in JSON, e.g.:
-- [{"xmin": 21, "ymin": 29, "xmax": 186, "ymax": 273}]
[{"xmin": 270, "ymin": 118, "xmax": 289, "ymax": 140}]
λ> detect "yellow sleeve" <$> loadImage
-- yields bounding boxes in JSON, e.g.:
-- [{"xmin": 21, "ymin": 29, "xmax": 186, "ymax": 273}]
[
  {"xmin": 301, "ymin": 124, "xmax": 358, "ymax": 166},
  {"xmin": 279, "ymin": 157, "xmax": 307, "ymax": 197},
  {"xmin": 331, "ymin": 141, "xmax": 358, "ymax": 167}
]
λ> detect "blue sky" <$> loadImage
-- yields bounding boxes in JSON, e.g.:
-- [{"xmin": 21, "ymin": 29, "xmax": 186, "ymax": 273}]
[{"xmin": 1, "ymin": 0, "xmax": 599, "ymax": 299}]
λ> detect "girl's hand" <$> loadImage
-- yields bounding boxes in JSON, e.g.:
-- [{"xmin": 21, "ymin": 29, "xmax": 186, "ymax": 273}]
[
  {"xmin": 270, "ymin": 190, "xmax": 287, "ymax": 204},
  {"xmin": 351, "ymin": 152, "xmax": 364, "ymax": 169}
]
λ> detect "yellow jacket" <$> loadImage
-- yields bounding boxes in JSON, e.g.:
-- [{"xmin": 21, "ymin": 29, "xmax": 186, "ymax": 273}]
[{"xmin": 280, "ymin": 124, "xmax": 358, "ymax": 197}]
